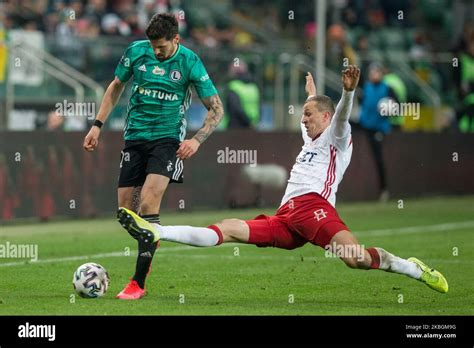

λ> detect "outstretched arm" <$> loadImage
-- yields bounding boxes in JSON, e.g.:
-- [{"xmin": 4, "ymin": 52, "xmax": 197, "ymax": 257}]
[
  {"xmin": 331, "ymin": 65, "xmax": 360, "ymax": 142},
  {"xmin": 300, "ymin": 72, "xmax": 317, "ymax": 142},
  {"xmin": 176, "ymin": 94, "xmax": 224, "ymax": 160}
]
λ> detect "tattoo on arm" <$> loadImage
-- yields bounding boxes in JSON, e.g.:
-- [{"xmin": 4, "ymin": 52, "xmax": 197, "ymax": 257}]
[{"xmin": 193, "ymin": 94, "xmax": 224, "ymax": 144}]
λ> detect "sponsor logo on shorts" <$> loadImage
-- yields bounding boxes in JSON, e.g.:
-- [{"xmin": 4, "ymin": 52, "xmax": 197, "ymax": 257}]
[{"xmin": 167, "ymin": 160, "xmax": 174, "ymax": 172}]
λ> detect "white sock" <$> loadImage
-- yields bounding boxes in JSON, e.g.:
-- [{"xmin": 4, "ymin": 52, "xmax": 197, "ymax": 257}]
[
  {"xmin": 151, "ymin": 224, "xmax": 220, "ymax": 247},
  {"xmin": 375, "ymin": 247, "xmax": 422, "ymax": 279}
]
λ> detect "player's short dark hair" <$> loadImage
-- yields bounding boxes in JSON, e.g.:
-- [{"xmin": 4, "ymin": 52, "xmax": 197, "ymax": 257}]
[
  {"xmin": 305, "ymin": 95, "xmax": 335, "ymax": 116},
  {"xmin": 146, "ymin": 13, "xmax": 178, "ymax": 40}
]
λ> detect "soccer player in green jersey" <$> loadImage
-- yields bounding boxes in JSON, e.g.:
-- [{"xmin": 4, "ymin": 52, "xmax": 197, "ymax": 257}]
[{"xmin": 83, "ymin": 13, "xmax": 224, "ymax": 299}]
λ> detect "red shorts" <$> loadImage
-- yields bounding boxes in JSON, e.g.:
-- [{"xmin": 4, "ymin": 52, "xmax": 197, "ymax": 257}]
[{"xmin": 246, "ymin": 193, "xmax": 348, "ymax": 249}]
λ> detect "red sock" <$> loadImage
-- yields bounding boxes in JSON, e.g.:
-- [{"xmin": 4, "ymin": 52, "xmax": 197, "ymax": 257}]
[{"xmin": 366, "ymin": 247, "xmax": 380, "ymax": 269}]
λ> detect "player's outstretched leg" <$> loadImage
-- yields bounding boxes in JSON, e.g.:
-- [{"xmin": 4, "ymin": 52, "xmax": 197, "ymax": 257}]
[
  {"xmin": 118, "ymin": 215, "xmax": 250, "ymax": 248},
  {"xmin": 157, "ymin": 218, "xmax": 250, "ymax": 245},
  {"xmin": 329, "ymin": 230, "xmax": 448, "ymax": 293}
]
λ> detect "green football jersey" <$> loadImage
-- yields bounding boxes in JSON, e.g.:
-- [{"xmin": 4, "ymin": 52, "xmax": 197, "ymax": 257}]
[{"xmin": 115, "ymin": 40, "xmax": 218, "ymax": 141}]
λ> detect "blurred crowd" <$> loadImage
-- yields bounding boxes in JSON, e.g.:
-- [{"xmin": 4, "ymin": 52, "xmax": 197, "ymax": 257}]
[
  {"xmin": 2, "ymin": 0, "xmax": 474, "ymax": 133},
  {"xmin": 0, "ymin": 0, "xmax": 437, "ymax": 48},
  {"xmin": 3, "ymin": 0, "xmax": 185, "ymax": 39},
  {"xmin": 1, "ymin": 0, "xmax": 253, "ymax": 49}
]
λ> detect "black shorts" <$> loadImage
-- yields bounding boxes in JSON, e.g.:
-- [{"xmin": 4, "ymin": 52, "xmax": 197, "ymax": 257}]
[{"xmin": 118, "ymin": 138, "xmax": 183, "ymax": 187}]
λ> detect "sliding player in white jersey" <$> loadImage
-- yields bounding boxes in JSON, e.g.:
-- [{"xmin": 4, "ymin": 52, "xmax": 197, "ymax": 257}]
[{"xmin": 117, "ymin": 65, "xmax": 448, "ymax": 295}]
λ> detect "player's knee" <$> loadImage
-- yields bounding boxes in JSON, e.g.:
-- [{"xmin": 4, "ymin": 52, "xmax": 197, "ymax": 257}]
[
  {"xmin": 142, "ymin": 188, "xmax": 164, "ymax": 201},
  {"xmin": 219, "ymin": 218, "xmax": 247, "ymax": 240},
  {"xmin": 139, "ymin": 192, "xmax": 164, "ymax": 214},
  {"xmin": 220, "ymin": 218, "xmax": 244, "ymax": 231}
]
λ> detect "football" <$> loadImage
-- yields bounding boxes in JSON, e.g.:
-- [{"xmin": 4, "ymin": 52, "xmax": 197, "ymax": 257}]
[{"xmin": 72, "ymin": 263, "xmax": 110, "ymax": 298}]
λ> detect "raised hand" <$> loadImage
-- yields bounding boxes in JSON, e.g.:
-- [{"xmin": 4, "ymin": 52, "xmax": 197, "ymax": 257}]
[
  {"xmin": 342, "ymin": 65, "xmax": 360, "ymax": 91},
  {"xmin": 305, "ymin": 72, "xmax": 317, "ymax": 96}
]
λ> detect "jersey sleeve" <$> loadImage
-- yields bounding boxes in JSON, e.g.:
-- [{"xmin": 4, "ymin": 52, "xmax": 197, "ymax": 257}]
[
  {"xmin": 329, "ymin": 89, "xmax": 354, "ymax": 151},
  {"xmin": 114, "ymin": 44, "xmax": 134, "ymax": 83},
  {"xmin": 189, "ymin": 57, "xmax": 218, "ymax": 99}
]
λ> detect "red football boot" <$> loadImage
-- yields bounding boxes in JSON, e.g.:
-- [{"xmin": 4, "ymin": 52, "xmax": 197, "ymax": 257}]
[{"xmin": 116, "ymin": 279, "xmax": 146, "ymax": 300}]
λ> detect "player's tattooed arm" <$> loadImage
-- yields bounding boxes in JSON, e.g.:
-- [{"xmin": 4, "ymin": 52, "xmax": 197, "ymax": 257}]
[
  {"xmin": 176, "ymin": 94, "xmax": 224, "ymax": 160},
  {"xmin": 193, "ymin": 94, "xmax": 224, "ymax": 144}
]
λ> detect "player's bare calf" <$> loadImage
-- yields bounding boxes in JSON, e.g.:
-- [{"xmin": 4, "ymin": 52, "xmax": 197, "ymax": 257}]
[{"xmin": 214, "ymin": 218, "xmax": 250, "ymax": 243}]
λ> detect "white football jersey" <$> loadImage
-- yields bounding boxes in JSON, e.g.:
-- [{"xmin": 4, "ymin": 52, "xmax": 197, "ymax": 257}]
[{"xmin": 280, "ymin": 91, "xmax": 354, "ymax": 208}]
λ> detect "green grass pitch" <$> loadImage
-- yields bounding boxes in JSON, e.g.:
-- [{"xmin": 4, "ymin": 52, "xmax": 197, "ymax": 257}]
[{"xmin": 0, "ymin": 196, "xmax": 473, "ymax": 315}]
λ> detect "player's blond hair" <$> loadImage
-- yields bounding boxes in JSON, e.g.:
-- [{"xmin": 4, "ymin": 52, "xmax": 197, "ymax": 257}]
[{"xmin": 305, "ymin": 96, "xmax": 335, "ymax": 116}]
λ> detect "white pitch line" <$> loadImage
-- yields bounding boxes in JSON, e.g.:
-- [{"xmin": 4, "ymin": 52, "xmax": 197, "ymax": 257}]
[
  {"xmin": 354, "ymin": 220, "xmax": 474, "ymax": 237},
  {"xmin": 0, "ymin": 252, "xmax": 123, "ymax": 267},
  {"xmin": 0, "ymin": 244, "xmax": 239, "ymax": 268},
  {"xmin": 1, "ymin": 249, "xmax": 472, "ymax": 267},
  {"xmin": 0, "ymin": 220, "xmax": 472, "ymax": 268},
  {"xmin": 0, "ymin": 251, "xmax": 305, "ymax": 266}
]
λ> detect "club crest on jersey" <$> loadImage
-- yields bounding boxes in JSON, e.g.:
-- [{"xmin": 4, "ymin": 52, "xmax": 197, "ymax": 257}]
[
  {"xmin": 152, "ymin": 66, "xmax": 165, "ymax": 75},
  {"xmin": 170, "ymin": 70, "xmax": 182, "ymax": 82}
]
